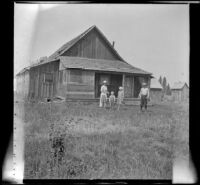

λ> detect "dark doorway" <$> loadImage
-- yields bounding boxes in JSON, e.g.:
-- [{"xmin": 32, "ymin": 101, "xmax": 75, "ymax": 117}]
[
  {"xmin": 134, "ymin": 76, "xmax": 142, "ymax": 98},
  {"xmin": 95, "ymin": 73, "xmax": 122, "ymax": 98}
]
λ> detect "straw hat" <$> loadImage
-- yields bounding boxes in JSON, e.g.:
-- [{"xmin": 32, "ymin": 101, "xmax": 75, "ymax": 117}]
[
  {"xmin": 142, "ymin": 82, "xmax": 147, "ymax": 86},
  {"xmin": 119, "ymin": 86, "xmax": 123, "ymax": 90},
  {"xmin": 103, "ymin": 80, "xmax": 107, "ymax": 84}
]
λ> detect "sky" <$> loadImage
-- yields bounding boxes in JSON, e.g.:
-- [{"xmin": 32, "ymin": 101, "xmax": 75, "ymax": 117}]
[{"xmin": 14, "ymin": 3, "xmax": 189, "ymax": 86}]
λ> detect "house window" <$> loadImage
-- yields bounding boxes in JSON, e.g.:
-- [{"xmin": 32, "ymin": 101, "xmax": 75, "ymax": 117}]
[
  {"xmin": 70, "ymin": 69, "xmax": 82, "ymax": 83},
  {"xmin": 44, "ymin": 73, "xmax": 53, "ymax": 83}
]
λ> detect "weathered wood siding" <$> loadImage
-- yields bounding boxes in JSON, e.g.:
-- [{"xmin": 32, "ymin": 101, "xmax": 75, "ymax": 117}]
[
  {"xmin": 57, "ymin": 69, "xmax": 95, "ymax": 99},
  {"xmin": 150, "ymin": 89, "xmax": 162, "ymax": 103},
  {"xmin": 28, "ymin": 61, "xmax": 59, "ymax": 99},
  {"xmin": 62, "ymin": 29, "xmax": 120, "ymax": 61},
  {"xmin": 172, "ymin": 85, "xmax": 189, "ymax": 102},
  {"xmin": 124, "ymin": 75, "xmax": 134, "ymax": 98},
  {"xmin": 182, "ymin": 85, "xmax": 189, "ymax": 101},
  {"xmin": 16, "ymin": 70, "xmax": 30, "ymax": 98}
]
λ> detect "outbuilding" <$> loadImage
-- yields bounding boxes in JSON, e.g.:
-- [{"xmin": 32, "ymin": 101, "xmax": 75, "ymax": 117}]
[
  {"xmin": 171, "ymin": 82, "xmax": 189, "ymax": 102},
  {"xmin": 150, "ymin": 78, "xmax": 163, "ymax": 104}
]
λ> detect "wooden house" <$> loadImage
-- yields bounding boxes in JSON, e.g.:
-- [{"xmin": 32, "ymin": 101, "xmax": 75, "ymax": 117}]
[
  {"xmin": 150, "ymin": 78, "xmax": 163, "ymax": 103},
  {"xmin": 16, "ymin": 25, "xmax": 152, "ymax": 102},
  {"xmin": 171, "ymin": 82, "xmax": 189, "ymax": 102}
]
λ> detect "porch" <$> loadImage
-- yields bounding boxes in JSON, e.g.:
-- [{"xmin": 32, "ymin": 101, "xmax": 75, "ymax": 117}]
[{"xmin": 94, "ymin": 72, "xmax": 150, "ymax": 98}]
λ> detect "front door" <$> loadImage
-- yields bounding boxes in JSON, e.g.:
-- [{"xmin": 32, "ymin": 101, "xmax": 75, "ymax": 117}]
[{"xmin": 124, "ymin": 76, "xmax": 133, "ymax": 98}]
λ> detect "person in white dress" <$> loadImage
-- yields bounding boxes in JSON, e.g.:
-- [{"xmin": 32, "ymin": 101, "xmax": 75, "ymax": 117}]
[
  {"xmin": 99, "ymin": 80, "xmax": 108, "ymax": 108},
  {"xmin": 117, "ymin": 87, "xmax": 124, "ymax": 110},
  {"xmin": 138, "ymin": 82, "xmax": 150, "ymax": 111}
]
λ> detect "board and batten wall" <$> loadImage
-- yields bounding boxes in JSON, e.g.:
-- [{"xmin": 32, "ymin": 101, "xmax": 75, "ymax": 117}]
[
  {"xmin": 16, "ymin": 70, "xmax": 30, "ymax": 98},
  {"xmin": 150, "ymin": 89, "xmax": 162, "ymax": 103},
  {"xmin": 57, "ymin": 69, "xmax": 95, "ymax": 99},
  {"xmin": 28, "ymin": 61, "xmax": 59, "ymax": 99},
  {"xmin": 62, "ymin": 29, "xmax": 119, "ymax": 61}
]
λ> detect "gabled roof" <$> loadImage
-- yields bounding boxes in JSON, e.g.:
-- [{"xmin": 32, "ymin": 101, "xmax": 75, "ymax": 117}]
[
  {"xmin": 171, "ymin": 82, "xmax": 189, "ymax": 90},
  {"xmin": 16, "ymin": 25, "xmax": 153, "ymax": 76},
  {"xmin": 59, "ymin": 56, "xmax": 151, "ymax": 75},
  {"xmin": 48, "ymin": 25, "xmax": 125, "ymax": 62},
  {"xmin": 150, "ymin": 78, "xmax": 163, "ymax": 89}
]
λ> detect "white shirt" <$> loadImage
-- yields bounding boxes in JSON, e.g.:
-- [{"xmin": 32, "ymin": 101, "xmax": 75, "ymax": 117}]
[
  {"xmin": 101, "ymin": 85, "xmax": 107, "ymax": 94},
  {"xmin": 139, "ymin": 87, "xmax": 149, "ymax": 98}
]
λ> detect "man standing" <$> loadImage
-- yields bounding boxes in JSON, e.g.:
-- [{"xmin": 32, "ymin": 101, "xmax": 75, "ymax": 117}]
[
  {"xmin": 138, "ymin": 82, "xmax": 150, "ymax": 111},
  {"xmin": 99, "ymin": 80, "xmax": 108, "ymax": 108}
]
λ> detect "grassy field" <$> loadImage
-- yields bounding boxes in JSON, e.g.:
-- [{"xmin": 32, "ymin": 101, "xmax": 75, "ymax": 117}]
[{"xmin": 14, "ymin": 98, "xmax": 189, "ymax": 179}]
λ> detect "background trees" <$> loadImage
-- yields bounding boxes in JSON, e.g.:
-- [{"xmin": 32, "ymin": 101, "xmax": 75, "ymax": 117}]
[{"xmin": 158, "ymin": 75, "xmax": 171, "ymax": 97}]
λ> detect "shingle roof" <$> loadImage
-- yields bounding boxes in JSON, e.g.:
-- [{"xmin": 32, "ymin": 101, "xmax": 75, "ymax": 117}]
[
  {"xmin": 48, "ymin": 25, "xmax": 124, "ymax": 62},
  {"xmin": 171, "ymin": 82, "xmax": 189, "ymax": 90},
  {"xmin": 48, "ymin": 26, "xmax": 93, "ymax": 60},
  {"xmin": 150, "ymin": 78, "xmax": 163, "ymax": 89},
  {"xmin": 59, "ymin": 56, "xmax": 152, "ymax": 75}
]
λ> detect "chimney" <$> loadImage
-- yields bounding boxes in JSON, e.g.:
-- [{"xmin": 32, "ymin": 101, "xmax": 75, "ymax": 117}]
[{"xmin": 112, "ymin": 41, "xmax": 115, "ymax": 48}]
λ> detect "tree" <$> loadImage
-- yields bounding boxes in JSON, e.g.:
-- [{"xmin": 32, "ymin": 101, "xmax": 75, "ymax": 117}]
[
  {"xmin": 159, "ymin": 76, "xmax": 162, "ymax": 85},
  {"xmin": 162, "ymin": 77, "xmax": 167, "ymax": 93}
]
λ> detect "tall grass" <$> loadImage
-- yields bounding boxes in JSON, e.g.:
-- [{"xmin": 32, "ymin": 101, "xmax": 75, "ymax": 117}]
[{"xmin": 18, "ymin": 100, "xmax": 189, "ymax": 179}]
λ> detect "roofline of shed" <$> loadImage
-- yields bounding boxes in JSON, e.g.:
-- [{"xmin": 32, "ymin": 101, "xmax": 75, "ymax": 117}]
[{"xmin": 171, "ymin": 82, "xmax": 189, "ymax": 90}]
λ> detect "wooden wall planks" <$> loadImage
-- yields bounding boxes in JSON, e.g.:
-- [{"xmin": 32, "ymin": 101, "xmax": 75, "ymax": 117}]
[
  {"xmin": 28, "ymin": 61, "xmax": 59, "ymax": 100},
  {"xmin": 62, "ymin": 29, "xmax": 119, "ymax": 61}
]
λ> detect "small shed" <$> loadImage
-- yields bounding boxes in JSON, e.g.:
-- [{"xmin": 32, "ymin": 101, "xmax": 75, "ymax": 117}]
[
  {"xmin": 171, "ymin": 82, "xmax": 189, "ymax": 102},
  {"xmin": 150, "ymin": 78, "xmax": 163, "ymax": 103}
]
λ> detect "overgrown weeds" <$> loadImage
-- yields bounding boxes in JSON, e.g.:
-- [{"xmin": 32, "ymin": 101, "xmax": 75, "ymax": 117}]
[{"xmin": 19, "ymin": 101, "xmax": 189, "ymax": 179}]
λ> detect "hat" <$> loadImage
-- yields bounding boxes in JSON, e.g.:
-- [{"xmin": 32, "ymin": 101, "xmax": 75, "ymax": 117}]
[
  {"xmin": 103, "ymin": 80, "xmax": 107, "ymax": 84},
  {"xmin": 119, "ymin": 87, "xmax": 123, "ymax": 90},
  {"xmin": 142, "ymin": 82, "xmax": 147, "ymax": 86}
]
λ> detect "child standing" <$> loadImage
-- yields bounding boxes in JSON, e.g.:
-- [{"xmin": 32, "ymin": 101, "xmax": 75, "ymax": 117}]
[
  {"xmin": 117, "ymin": 87, "xmax": 124, "ymax": 110},
  {"xmin": 109, "ymin": 91, "xmax": 116, "ymax": 109},
  {"xmin": 138, "ymin": 82, "xmax": 149, "ymax": 111}
]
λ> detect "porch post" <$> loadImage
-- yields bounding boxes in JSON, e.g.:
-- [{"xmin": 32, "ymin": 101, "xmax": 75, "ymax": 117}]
[
  {"xmin": 122, "ymin": 74, "xmax": 125, "ymax": 89},
  {"xmin": 147, "ymin": 76, "xmax": 151, "ymax": 88}
]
